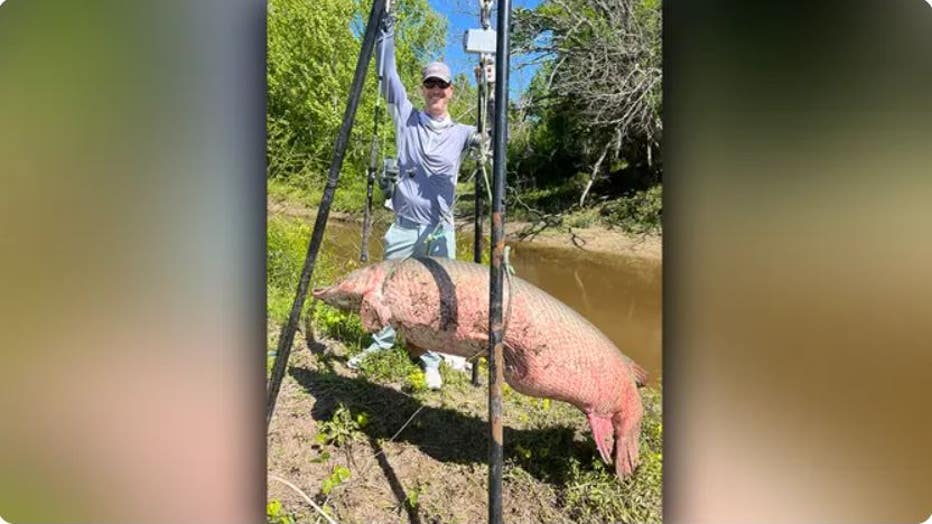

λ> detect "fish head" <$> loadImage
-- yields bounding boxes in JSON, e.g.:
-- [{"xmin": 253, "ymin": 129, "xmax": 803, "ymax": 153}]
[{"xmin": 312, "ymin": 263, "xmax": 388, "ymax": 312}]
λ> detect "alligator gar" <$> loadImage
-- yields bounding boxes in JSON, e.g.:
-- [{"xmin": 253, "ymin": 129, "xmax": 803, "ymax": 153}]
[{"xmin": 313, "ymin": 257, "xmax": 647, "ymax": 477}]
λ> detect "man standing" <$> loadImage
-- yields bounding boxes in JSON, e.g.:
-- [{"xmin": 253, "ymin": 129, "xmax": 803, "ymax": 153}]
[{"xmin": 347, "ymin": 7, "xmax": 478, "ymax": 390}]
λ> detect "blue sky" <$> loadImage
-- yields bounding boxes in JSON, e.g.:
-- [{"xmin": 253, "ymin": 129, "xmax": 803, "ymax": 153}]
[{"xmin": 426, "ymin": 0, "xmax": 542, "ymax": 99}]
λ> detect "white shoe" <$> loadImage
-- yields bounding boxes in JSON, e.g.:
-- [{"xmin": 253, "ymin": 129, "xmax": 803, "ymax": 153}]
[
  {"xmin": 347, "ymin": 353, "xmax": 365, "ymax": 370},
  {"xmin": 442, "ymin": 354, "xmax": 472, "ymax": 373},
  {"xmin": 424, "ymin": 367, "xmax": 443, "ymax": 390}
]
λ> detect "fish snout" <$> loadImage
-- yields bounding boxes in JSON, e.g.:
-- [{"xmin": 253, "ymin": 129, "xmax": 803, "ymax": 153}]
[
  {"xmin": 311, "ymin": 285, "xmax": 357, "ymax": 311},
  {"xmin": 312, "ymin": 286, "xmax": 340, "ymax": 306}
]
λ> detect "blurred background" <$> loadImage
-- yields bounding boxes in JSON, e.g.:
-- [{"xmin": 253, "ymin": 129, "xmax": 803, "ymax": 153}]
[
  {"xmin": 664, "ymin": 1, "xmax": 932, "ymax": 522},
  {"xmin": 1, "ymin": 0, "xmax": 930, "ymax": 522},
  {"xmin": 0, "ymin": 1, "xmax": 267, "ymax": 523}
]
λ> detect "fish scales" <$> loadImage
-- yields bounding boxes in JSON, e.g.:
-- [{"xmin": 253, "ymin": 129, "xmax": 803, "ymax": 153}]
[{"xmin": 313, "ymin": 256, "xmax": 646, "ymax": 477}]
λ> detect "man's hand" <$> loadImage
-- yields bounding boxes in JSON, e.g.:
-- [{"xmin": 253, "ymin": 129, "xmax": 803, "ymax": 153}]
[
  {"xmin": 380, "ymin": 1, "xmax": 396, "ymax": 33},
  {"xmin": 379, "ymin": 159, "xmax": 399, "ymax": 195},
  {"xmin": 378, "ymin": 171, "xmax": 397, "ymax": 195},
  {"xmin": 468, "ymin": 131, "xmax": 492, "ymax": 163}
]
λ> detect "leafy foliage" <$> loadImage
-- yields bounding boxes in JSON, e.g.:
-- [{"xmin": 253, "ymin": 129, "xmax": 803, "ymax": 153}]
[
  {"xmin": 266, "ymin": 216, "xmax": 313, "ymax": 324},
  {"xmin": 315, "ymin": 403, "xmax": 364, "ymax": 447},
  {"xmin": 266, "ymin": 499, "xmax": 295, "ymax": 524},
  {"xmin": 602, "ymin": 184, "xmax": 663, "ymax": 234},
  {"xmin": 267, "ymin": 0, "xmax": 447, "ymax": 212},
  {"xmin": 321, "ymin": 465, "xmax": 352, "ymax": 495},
  {"xmin": 267, "ymin": 0, "xmax": 354, "ymax": 176},
  {"xmin": 313, "ymin": 303, "xmax": 368, "ymax": 351},
  {"xmin": 267, "ymin": 0, "xmax": 663, "ymax": 235},
  {"xmin": 356, "ymin": 345, "xmax": 420, "ymax": 383},
  {"xmin": 510, "ymin": 0, "xmax": 663, "ymax": 209}
]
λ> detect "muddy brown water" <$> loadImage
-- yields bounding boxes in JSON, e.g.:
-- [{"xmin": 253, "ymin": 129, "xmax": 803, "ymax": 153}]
[{"xmin": 316, "ymin": 219, "xmax": 662, "ymax": 383}]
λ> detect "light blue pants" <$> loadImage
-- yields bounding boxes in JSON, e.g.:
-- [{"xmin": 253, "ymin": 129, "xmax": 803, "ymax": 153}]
[{"xmin": 363, "ymin": 217, "xmax": 456, "ymax": 370}]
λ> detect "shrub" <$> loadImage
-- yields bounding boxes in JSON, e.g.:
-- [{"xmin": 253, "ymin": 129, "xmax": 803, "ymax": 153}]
[{"xmin": 601, "ymin": 184, "xmax": 662, "ymax": 234}]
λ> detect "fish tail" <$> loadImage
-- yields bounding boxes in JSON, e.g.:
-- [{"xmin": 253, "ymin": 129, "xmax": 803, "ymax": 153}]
[
  {"xmin": 586, "ymin": 412, "xmax": 615, "ymax": 465},
  {"xmin": 612, "ymin": 401, "xmax": 643, "ymax": 478}
]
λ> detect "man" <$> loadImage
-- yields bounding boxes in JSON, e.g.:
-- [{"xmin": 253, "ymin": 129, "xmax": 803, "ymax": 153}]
[{"xmin": 347, "ymin": 8, "xmax": 478, "ymax": 390}]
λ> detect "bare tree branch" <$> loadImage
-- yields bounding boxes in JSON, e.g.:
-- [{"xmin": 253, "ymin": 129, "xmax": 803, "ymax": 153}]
[{"xmin": 512, "ymin": 0, "xmax": 662, "ymax": 198}]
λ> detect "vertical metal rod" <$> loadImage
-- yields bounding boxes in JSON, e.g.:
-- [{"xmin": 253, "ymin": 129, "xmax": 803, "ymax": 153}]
[
  {"xmin": 361, "ymin": 26, "xmax": 388, "ymax": 263},
  {"xmin": 471, "ymin": 59, "xmax": 486, "ymax": 388},
  {"xmin": 266, "ymin": 0, "xmax": 386, "ymax": 429},
  {"xmin": 488, "ymin": 0, "xmax": 511, "ymax": 521},
  {"xmin": 473, "ymin": 85, "xmax": 485, "ymax": 266},
  {"xmin": 360, "ymin": 153, "xmax": 376, "ymax": 261},
  {"xmin": 473, "ymin": 66, "xmax": 485, "ymax": 269}
]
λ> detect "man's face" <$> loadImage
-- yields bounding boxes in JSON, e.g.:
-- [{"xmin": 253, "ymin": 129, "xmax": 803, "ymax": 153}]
[{"xmin": 421, "ymin": 77, "xmax": 453, "ymax": 117}]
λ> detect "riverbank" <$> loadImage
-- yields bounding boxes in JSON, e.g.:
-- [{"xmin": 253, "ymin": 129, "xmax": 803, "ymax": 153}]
[{"xmin": 268, "ymin": 194, "xmax": 662, "ymax": 261}]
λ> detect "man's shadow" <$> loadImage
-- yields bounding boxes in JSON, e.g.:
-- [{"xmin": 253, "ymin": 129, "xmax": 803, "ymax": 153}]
[{"xmin": 289, "ymin": 366, "xmax": 602, "ymax": 486}]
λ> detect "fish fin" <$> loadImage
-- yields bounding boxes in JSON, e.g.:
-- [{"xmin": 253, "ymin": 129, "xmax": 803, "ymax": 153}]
[
  {"xmin": 630, "ymin": 362, "xmax": 648, "ymax": 387},
  {"xmin": 359, "ymin": 292, "xmax": 391, "ymax": 332},
  {"xmin": 612, "ymin": 405, "xmax": 643, "ymax": 478},
  {"xmin": 586, "ymin": 413, "xmax": 615, "ymax": 465},
  {"xmin": 614, "ymin": 432, "xmax": 640, "ymax": 479}
]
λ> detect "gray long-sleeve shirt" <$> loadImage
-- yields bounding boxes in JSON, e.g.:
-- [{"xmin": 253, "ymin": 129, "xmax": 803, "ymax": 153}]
[{"xmin": 376, "ymin": 29, "xmax": 476, "ymax": 227}]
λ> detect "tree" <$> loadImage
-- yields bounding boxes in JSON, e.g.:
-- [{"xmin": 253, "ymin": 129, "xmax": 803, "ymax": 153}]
[
  {"xmin": 512, "ymin": 0, "xmax": 662, "ymax": 206},
  {"xmin": 267, "ymin": 0, "xmax": 446, "ymax": 207}
]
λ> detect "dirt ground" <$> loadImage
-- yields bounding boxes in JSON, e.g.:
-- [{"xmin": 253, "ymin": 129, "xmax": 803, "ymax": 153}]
[
  {"xmin": 268, "ymin": 339, "xmax": 567, "ymax": 523},
  {"xmin": 267, "ymin": 330, "xmax": 662, "ymax": 524},
  {"xmin": 499, "ymin": 220, "xmax": 660, "ymax": 261}
]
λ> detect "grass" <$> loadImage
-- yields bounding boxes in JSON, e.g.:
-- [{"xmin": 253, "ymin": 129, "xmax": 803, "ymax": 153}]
[
  {"xmin": 267, "ymin": 216, "xmax": 313, "ymax": 325},
  {"xmin": 269, "ymin": 173, "xmax": 382, "ymax": 216},
  {"xmin": 267, "ymin": 205, "xmax": 662, "ymax": 523},
  {"xmin": 601, "ymin": 185, "xmax": 663, "ymax": 235},
  {"xmin": 272, "ymin": 175, "xmax": 662, "ymax": 238}
]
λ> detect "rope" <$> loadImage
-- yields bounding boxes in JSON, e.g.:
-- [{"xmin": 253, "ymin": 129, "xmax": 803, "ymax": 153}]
[{"xmin": 501, "ymin": 245, "xmax": 516, "ymax": 338}]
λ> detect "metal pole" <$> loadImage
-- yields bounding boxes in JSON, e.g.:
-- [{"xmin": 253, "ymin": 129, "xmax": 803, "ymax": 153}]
[
  {"xmin": 472, "ymin": 0, "xmax": 494, "ymax": 389},
  {"xmin": 266, "ymin": 0, "xmax": 387, "ymax": 429},
  {"xmin": 361, "ymin": 23, "xmax": 388, "ymax": 263},
  {"xmin": 473, "ymin": 71, "xmax": 485, "ymax": 267},
  {"xmin": 471, "ymin": 63, "xmax": 485, "ymax": 388},
  {"xmin": 488, "ymin": 0, "xmax": 510, "ymax": 521}
]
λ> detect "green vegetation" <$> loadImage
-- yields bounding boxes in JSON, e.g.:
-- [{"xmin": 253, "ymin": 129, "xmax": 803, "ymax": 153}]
[
  {"xmin": 510, "ymin": 0, "xmax": 663, "ymax": 226},
  {"xmin": 266, "ymin": 499, "xmax": 295, "ymax": 524},
  {"xmin": 267, "ymin": 0, "xmax": 662, "ymax": 235},
  {"xmin": 267, "ymin": 216, "xmax": 312, "ymax": 325},
  {"xmin": 268, "ymin": 0, "xmax": 447, "ymax": 214},
  {"xmin": 315, "ymin": 404, "xmax": 365, "ymax": 447},
  {"xmin": 313, "ymin": 304, "xmax": 368, "ymax": 352},
  {"xmin": 320, "ymin": 465, "xmax": 352, "ymax": 495},
  {"xmin": 602, "ymin": 185, "xmax": 663, "ymax": 235}
]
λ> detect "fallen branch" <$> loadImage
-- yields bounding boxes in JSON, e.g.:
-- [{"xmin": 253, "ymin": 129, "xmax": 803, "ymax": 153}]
[{"xmin": 268, "ymin": 474, "xmax": 338, "ymax": 524}]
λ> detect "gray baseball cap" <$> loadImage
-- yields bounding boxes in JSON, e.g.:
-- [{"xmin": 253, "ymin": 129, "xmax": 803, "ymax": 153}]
[{"xmin": 422, "ymin": 61, "xmax": 452, "ymax": 83}]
